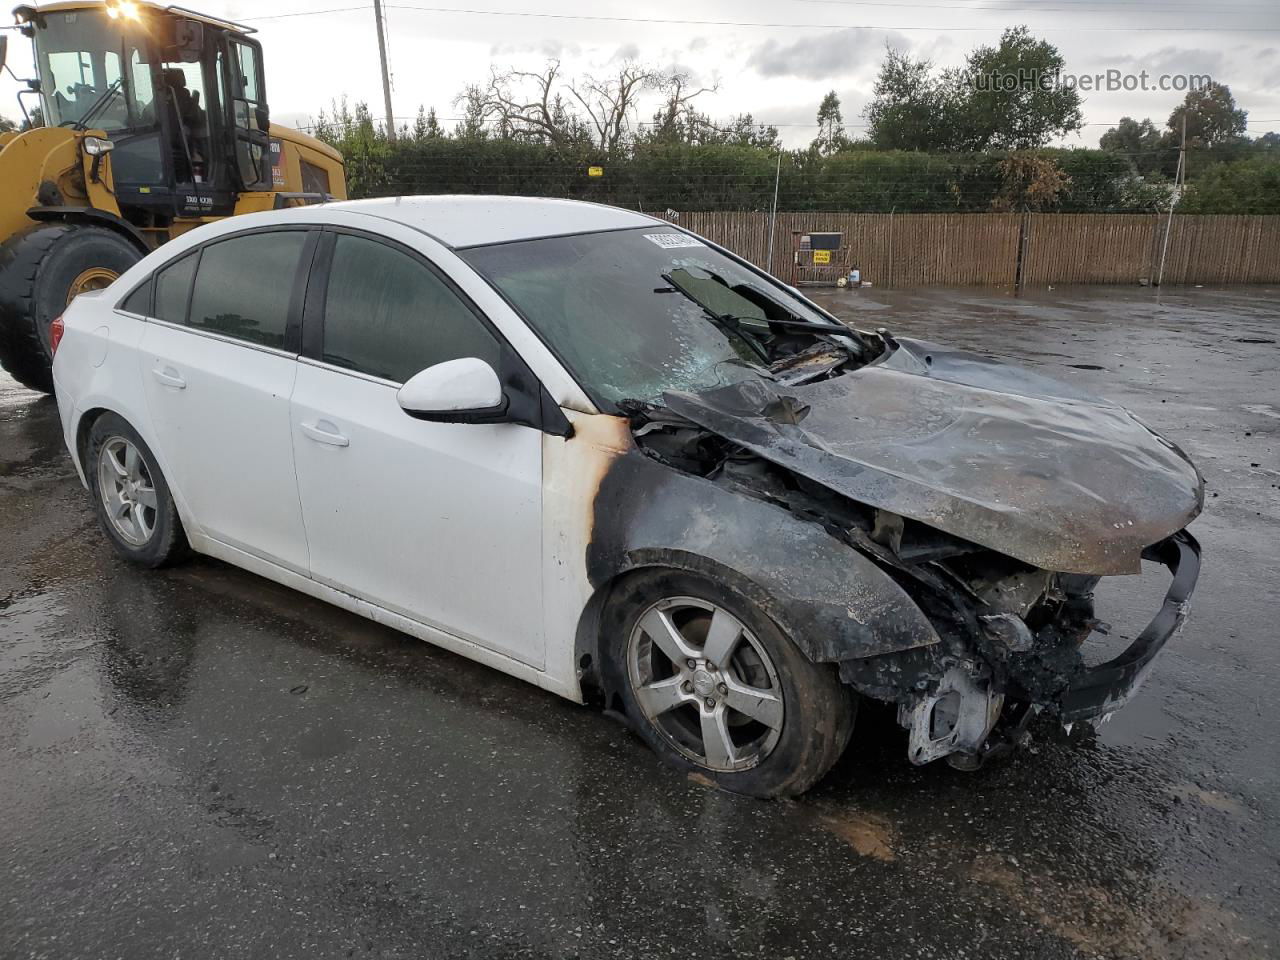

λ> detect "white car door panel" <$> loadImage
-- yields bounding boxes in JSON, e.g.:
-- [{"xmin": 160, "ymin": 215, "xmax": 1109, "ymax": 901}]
[
  {"xmin": 291, "ymin": 365, "xmax": 543, "ymax": 666},
  {"xmin": 137, "ymin": 228, "xmax": 313, "ymax": 574},
  {"xmin": 290, "ymin": 230, "xmax": 546, "ymax": 669},
  {"xmin": 140, "ymin": 323, "xmax": 306, "ymax": 571}
]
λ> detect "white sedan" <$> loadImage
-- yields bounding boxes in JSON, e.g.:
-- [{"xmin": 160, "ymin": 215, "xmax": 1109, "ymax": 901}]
[{"xmin": 52, "ymin": 196, "xmax": 1201, "ymax": 797}]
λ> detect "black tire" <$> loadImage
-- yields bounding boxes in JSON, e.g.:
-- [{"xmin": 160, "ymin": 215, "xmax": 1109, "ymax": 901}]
[
  {"xmin": 0, "ymin": 223, "xmax": 142, "ymax": 393},
  {"xmin": 85, "ymin": 412, "xmax": 189, "ymax": 568},
  {"xmin": 602, "ymin": 569, "xmax": 855, "ymax": 798}
]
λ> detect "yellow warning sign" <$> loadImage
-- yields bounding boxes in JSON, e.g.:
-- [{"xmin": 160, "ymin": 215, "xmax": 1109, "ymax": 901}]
[
  {"xmin": 588, "ymin": 165, "xmax": 604, "ymax": 177},
  {"xmin": 812, "ymin": 249, "xmax": 832, "ymax": 265}
]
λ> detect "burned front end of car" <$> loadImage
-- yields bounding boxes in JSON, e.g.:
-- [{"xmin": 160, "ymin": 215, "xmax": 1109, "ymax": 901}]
[
  {"xmin": 837, "ymin": 519, "xmax": 1200, "ymax": 767},
  {"xmin": 608, "ymin": 339, "xmax": 1203, "ymax": 768}
]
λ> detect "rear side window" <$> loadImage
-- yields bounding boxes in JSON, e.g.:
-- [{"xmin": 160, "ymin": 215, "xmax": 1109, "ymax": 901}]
[
  {"xmin": 120, "ymin": 277, "xmax": 152, "ymax": 315},
  {"xmin": 153, "ymin": 252, "xmax": 197, "ymax": 324},
  {"xmin": 188, "ymin": 232, "xmax": 307, "ymax": 349},
  {"xmin": 321, "ymin": 234, "xmax": 499, "ymax": 383}
]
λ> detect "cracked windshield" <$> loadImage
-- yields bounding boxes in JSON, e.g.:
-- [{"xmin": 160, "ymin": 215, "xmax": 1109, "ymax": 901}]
[{"xmin": 462, "ymin": 227, "xmax": 847, "ymax": 405}]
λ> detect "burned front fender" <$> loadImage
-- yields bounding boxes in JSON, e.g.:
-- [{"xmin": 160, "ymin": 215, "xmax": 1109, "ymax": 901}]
[{"xmin": 586, "ymin": 446, "xmax": 941, "ymax": 663}]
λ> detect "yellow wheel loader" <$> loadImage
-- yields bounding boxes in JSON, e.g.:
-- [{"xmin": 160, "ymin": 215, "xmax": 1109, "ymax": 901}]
[{"xmin": 0, "ymin": 1, "xmax": 346, "ymax": 392}]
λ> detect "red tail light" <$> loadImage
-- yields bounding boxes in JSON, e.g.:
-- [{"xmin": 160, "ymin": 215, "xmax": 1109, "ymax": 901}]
[{"xmin": 50, "ymin": 315, "xmax": 65, "ymax": 356}]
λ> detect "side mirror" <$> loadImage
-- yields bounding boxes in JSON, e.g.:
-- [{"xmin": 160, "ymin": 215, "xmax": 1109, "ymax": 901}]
[
  {"xmin": 397, "ymin": 357, "xmax": 508, "ymax": 424},
  {"xmin": 0, "ymin": 37, "xmax": 8, "ymax": 77}
]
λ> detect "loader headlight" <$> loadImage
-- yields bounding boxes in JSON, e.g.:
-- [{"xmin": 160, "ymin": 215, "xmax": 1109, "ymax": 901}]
[
  {"xmin": 83, "ymin": 137, "xmax": 115, "ymax": 157},
  {"xmin": 106, "ymin": 1, "xmax": 140, "ymax": 20}
]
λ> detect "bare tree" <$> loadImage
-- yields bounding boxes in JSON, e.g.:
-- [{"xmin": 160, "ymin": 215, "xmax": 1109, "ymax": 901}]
[
  {"xmin": 455, "ymin": 60, "xmax": 713, "ymax": 153},
  {"xmin": 645, "ymin": 71, "xmax": 718, "ymax": 142},
  {"xmin": 569, "ymin": 61, "xmax": 658, "ymax": 154},
  {"xmin": 458, "ymin": 61, "xmax": 587, "ymax": 147}
]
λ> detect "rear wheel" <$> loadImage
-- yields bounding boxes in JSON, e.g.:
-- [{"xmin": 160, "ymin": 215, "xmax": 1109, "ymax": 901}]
[
  {"xmin": 0, "ymin": 223, "xmax": 141, "ymax": 393},
  {"xmin": 603, "ymin": 570, "xmax": 855, "ymax": 798},
  {"xmin": 86, "ymin": 413, "xmax": 189, "ymax": 568}
]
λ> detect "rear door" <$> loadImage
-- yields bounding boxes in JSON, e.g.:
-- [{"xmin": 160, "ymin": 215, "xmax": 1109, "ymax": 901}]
[
  {"xmin": 138, "ymin": 228, "xmax": 316, "ymax": 573},
  {"xmin": 289, "ymin": 229, "xmax": 545, "ymax": 668}
]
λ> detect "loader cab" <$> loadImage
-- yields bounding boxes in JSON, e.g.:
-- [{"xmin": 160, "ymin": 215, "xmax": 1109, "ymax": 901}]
[{"xmin": 16, "ymin": 2, "xmax": 272, "ymax": 223}]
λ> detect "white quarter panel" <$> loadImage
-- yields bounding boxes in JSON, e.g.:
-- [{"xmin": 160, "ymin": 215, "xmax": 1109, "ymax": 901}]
[
  {"xmin": 290, "ymin": 361, "xmax": 546, "ymax": 669},
  {"xmin": 52, "ymin": 297, "xmax": 156, "ymax": 491},
  {"xmin": 138, "ymin": 322, "xmax": 308, "ymax": 573}
]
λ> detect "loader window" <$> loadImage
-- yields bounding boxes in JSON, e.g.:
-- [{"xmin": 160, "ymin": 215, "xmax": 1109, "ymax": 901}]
[
  {"xmin": 33, "ymin": 11, "xmax": 142, "ymax": 130},
  {"xmin": 161, "ymin": 62, "xmax": 211, "ymax": 183},
  {"xmin": 225, "ymin": 40, "xmax": 269, "ymax": 190},
  {"xmin": 126, "ymin": 48, "xmax": 156, "ymax": 125},
  {"xmin": 44, "ymin": 49, "xmax": 122, "ymax": 128},
  {"xmin": 234, "ymin": 43, "xmax": 261, "ymax": 103}
]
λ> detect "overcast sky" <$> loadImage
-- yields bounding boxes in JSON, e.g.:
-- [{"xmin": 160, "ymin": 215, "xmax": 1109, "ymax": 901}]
[{"xmin": 3, "ymin": 0, "xmax": 1278, "ymax": 146}]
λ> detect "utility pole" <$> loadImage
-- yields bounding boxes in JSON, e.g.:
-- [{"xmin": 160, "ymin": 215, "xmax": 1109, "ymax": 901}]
[
  {"xmin": 765, "ymin": 149, "xmax": 782, "ymax": 276},
  {"xmin": 1156, "ymin": 114, "xmax": 1186, "ymax": 288},
  {"xmin": 373, "ymin": 0, "xmax": 396, "ymax": 141}
]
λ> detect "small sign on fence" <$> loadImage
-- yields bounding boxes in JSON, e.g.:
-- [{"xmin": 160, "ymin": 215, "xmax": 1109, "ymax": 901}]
[
  {"xmin": 812, "ymin": 249, "xmax": 831, "ymax": 265},
  {"xmin": 588, "ymin": 166, "xmax": 604, "ymax": 178}
]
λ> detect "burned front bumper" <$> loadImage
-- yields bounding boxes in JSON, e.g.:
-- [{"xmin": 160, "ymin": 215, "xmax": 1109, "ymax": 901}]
[
  {"xmin": 896, "ymin": 530, "xmax": 1200, "ymax": 766},
  {"xmin": 1053, "ymin": 530, "xmax": 1200, "ymax": 723}
]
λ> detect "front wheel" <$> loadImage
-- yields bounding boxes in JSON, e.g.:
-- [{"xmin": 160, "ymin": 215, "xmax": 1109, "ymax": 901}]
[{"xmin": 603, "ymin": 570, "xmax": 855, "ymax": 798}]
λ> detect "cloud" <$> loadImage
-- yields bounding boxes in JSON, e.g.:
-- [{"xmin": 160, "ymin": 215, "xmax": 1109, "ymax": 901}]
[
  {"xmin": 1109, "ymin": 46, "xmax": 1228, "ymax": 80},
  {"xmin": 747, "ymin": 28, "xmax": 910, "ymax": 81},
  {"xmin": 488, "ymin": 39, "xmax": 580, "ymax": 60}
]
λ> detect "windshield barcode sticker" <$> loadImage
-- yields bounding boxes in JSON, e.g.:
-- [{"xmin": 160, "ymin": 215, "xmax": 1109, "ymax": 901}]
[{"xmin": 644, "ymin": 233, "xmax": 705, "ymax": 249}]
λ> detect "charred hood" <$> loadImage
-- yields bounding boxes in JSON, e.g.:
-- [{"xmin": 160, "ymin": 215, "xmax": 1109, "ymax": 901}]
[{"xmin": 660, "ymin": 337, "xmax": 1203, "ymax": 576}]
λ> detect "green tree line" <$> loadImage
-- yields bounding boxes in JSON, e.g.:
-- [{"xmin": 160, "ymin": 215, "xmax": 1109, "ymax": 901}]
[{"xmin": 314, "ymin": 103, "xmax": 1279, "ymax": 215}]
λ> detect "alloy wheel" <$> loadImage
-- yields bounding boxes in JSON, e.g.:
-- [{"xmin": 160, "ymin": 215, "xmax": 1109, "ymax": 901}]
[
  {"xmin": 97, "ymin": 436, "xmax": 158, "ymax": 546},
  {"xmin": 627, "ymin": 596, "xmax": 784, "ymax": 772}
]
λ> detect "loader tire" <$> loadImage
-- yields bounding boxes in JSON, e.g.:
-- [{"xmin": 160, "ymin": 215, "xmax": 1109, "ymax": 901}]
[{"xmin": 0, "ymin": 223, "xmax": 142, "ymax": 394}]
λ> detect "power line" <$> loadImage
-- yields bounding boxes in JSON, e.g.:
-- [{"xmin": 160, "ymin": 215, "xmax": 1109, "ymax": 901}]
[{"xmin": 240, "ymin": 4, "xmax": 1279, "ymax": 31}]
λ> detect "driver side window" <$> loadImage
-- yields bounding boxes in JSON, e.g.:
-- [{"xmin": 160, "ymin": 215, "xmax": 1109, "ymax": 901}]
[{"xmin": 320, "ymin": 234, "xmax": 500, "ymax": 384}]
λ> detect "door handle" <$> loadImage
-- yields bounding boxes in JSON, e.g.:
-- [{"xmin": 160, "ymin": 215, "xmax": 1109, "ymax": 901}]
[
  {"xmin": 151, "ymin": 365, "xmax": 186, "ymax": 389},
  {"xmin": 300, "ymin": 420, "xmax": 350, "ymax": 447}
]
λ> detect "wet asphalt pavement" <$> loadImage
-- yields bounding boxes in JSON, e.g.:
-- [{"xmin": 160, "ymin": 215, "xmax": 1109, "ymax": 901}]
[{"xmin": 2, "ymin": 284, "xmax": 1278, "ymax": 959}]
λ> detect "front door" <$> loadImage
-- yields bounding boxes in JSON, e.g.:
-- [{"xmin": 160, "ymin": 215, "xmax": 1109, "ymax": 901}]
[
  {"xmin": 289, "ymin": 231, "xmax": 545, "ymax": 668},
  {"xmin": 138, "ymin": 228, "xmax": 314, "ymax": 573}
]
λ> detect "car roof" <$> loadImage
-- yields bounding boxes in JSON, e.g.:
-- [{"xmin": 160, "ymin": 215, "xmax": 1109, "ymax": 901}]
[{"xmin": 325, "ymin": 195, "xmax": 663, "ymax": 249}]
